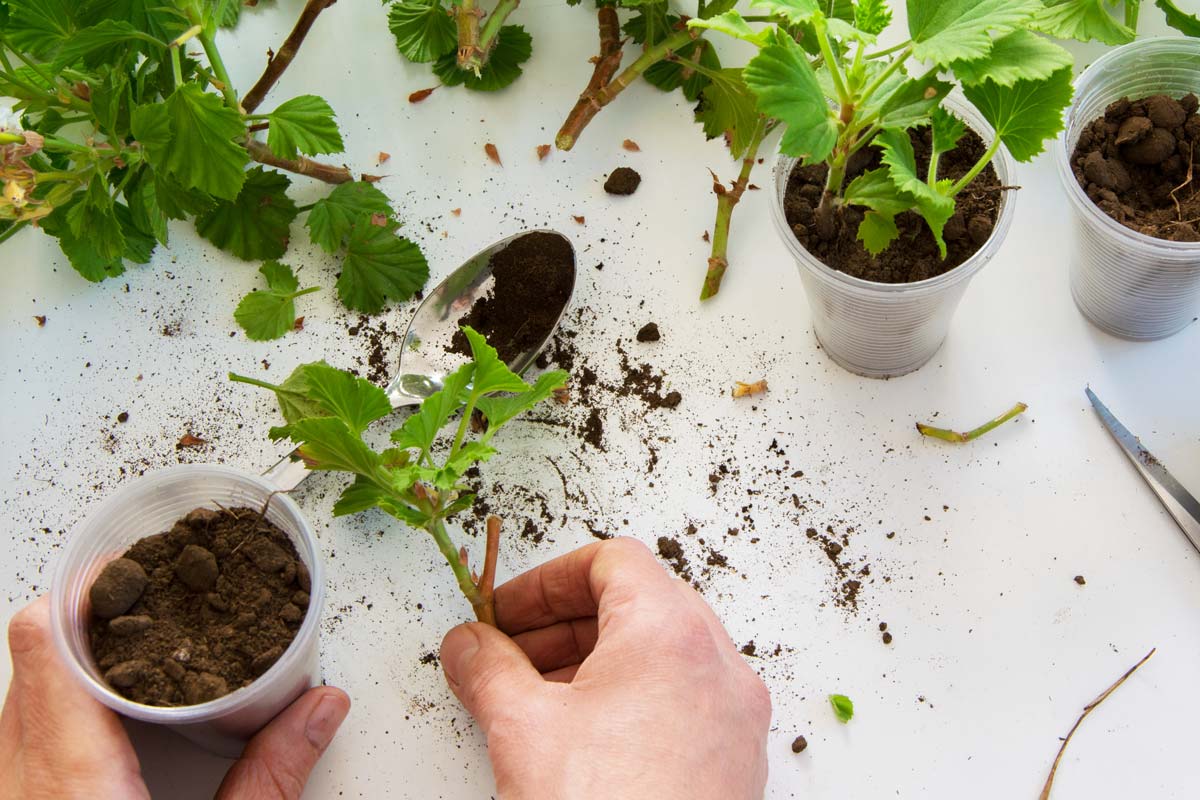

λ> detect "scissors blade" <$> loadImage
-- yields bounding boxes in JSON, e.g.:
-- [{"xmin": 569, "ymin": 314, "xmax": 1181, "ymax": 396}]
[{"xmin": 1086, "ymin": 388, "xmax": 1200, "ymax": 556}]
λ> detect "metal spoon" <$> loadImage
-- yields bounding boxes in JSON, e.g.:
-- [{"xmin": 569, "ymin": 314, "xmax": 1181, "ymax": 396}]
[{"xmin": 262, "ymin": 229, "xmax": 577, "ymax": 491}]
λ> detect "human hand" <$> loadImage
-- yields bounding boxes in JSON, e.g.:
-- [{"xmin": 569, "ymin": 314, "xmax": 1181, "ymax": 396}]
[
  {"xmin": 0, "ymin": 595, "xmax": 350, "ymax": 800},
  {"xmin": 440, "ymin": 537, "xmax": 771, "ymax": 800}
]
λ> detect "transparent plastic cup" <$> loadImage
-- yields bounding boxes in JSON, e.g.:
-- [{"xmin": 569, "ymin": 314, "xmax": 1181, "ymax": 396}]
[
  {"xmin": 1057, "ymin": 37, "xmax": 1200, "ymax": 340},
  {"xmin": 771, "ymin": 95, "xmax": 1017, "ymax": 378},
  {"xmin": 49, "ymin": 464, "xmax": 325, "ymax": 758}
]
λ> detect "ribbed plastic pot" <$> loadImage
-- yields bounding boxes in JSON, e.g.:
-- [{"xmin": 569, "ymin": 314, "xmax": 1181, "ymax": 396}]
[
  {"xmin": 50, "ymin": 464, "xmax": 325, "ymax": 758},
  {"xmin": 1057, "ymin": 37, "xmax": 1200, "ymax": 340},
  {"xmin": 771, "ymin": 96, "xmax": 1017, "ymax": 379}
]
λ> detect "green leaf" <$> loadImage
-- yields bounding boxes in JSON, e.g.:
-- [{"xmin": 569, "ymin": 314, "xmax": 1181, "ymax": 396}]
[
  {"xmin": 337, "ymin": 222, "xmax": 429, "ymax": 313},
  {"xmin": 1156, "ymin": 0, "xmax": 1200, "ymax": 36},
  {"xmin": 153, "ymin": 169, "xmax": 215, "ymax": 220},
  {"xmin": 857, "ymin": 211, "xmax": 901, "ymax": 254},
  {"xmin": 436, "ymin": 441, "xmax": 497, "ymax": 488},
  {"xmin": 332, "ymin": 476, "xmax": 387, "ymax": 516},
  {"xmin": 462, "ymin": 326, "xmax": 529, "ymax": 395},
  {"xmin": 130, "ymin": 101, "xmax": 172, "ymax": 162},
  {"xmin": 66, "ymin": 175, "xmax": 125, "ymax": 261},
  {"xmin": 305, "ymin": 180, "xmax": 393, "ymax": 253},
  {"xmin": 160, "ymin": 83, "xmax": 248, "ymax": 200},
  {"xmin": 951, "ymin": 29, "xmax": 1073, "ymax": 86},
  {"xmin": 688, "ymin": 11, "xmax": 773, "ymax": 46},
  {"xmin": 265, "ymin": 94, "xmax": 344, "ymax": 159},
  {"xmin": 931, "ymin": 106, "xmax": 966, "ymax": 157},
  {"xmin": 873, "ymin": 73, "xmax": 953, "ymax": 129},
  {"xmin": 77, "ymin": 0, "xmax": 184, "ymax": 42},
  {"xmin": 623, "ymin": 2, "xmax": 671, "ymax": 45},
  {"xmin": 127, "ymin": 173, "xmax": 170, "ymax": 246},
  {"xmin": 91, "ymin": 67, "xmax": 132, "ymax": 136},
  {"xmin": 878, "ymin": 128, "xmax": 955, "ymax": 256},
  {"xmin": 1031, "ymin": 0, "xmax": 1133, "ymax": 44},
  {"xmin": 51, "ymin": 19, "xmax": 155, "ymax": 70},
  {"xmin": 389, "ymin": 0, "xmax": 457, "ymax": 62},
  {"xmin": 433, "ymin": 25, "xmax": 532, "ymax": 92},
  {"xmin": 830, "ymin": 693, "xmax": 854, "ymax": 723},
  {"xmin": 695, "ymin": 69, "xmax": 761, "ymax": 157},
  {"xmin": 750, "ymin": 0, "xmax": 823, "ymax": 24},
  {"xmin": 907, "ymin": 0, "xmax": 1042, "ymax": 65},
  {"xmin": 234, "ymin": 362, "xmax": 332, "ymax": 424},
  {"xmin": 195, "ymin": 167, "xmax": 299, "ymax": 261},
  {"xmin": 234, "ymin": 261, "xmax": 317, "ymax": 342},
  {"xmin": 853, "ymin": 0, "xmax": 892, "ymax": 34},
  {"xmin": 4, "ymin": 0, "xmax": 75, "ymax": 58},
  {"xmin": 476, "ymin": 370, "xmax": 569, "ymax": 435},
  {"xmin": 644, "ymin": 38, "xmax": 718, "ymax": 102},
  {"xmin": 744, "ymin": 37, "xmax": 838, "ymax": 162},
  {"xmin": 701, "ymin": 0, "xmax": 741, "ymax": 18},
  {"xmin": 962, "ymin": 66, "xmax": 1073, "ymax": 162},
  {"xmin": 843, "ymin": 167, "xmax": 915, "ymax": 217},
  {"xmin": 390, "ymin": 362, "xmax": 475, "ymax": 453},
  {"xmin": 297, "ymin": 361, "xmax": 393, "ymax": 435},
  {"xmin": 280, "ymin": 417, "xmax": 383, "ymax": 475},
  {"xmin": 55, "ymin": 235, "xmax": 127, "ymax": 282},
  {"xmin": 825, "ymin": 17, "xmax": 877, "ymax": 43}
]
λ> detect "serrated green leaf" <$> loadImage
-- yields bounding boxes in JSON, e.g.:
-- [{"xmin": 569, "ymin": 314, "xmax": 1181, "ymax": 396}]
[
  {"xmin": 332, "ymin": 476, "xmax": 387, "ymax": 516},
  {"xmin": 51, "ymin": 19, "xmax": 157, "ymax": 70},
  {"xmin": 297, "ymin": 361, "xmax": 393, "ymax": 435},
  {"xmin": 695, "ymin": 69, "xmax": 761, "ymax": 157},
  {"xmin": 873, "ymin": 73, "xmax": 953, "ymax": 129},
  {"xmin": 931, "ymin": 106, "xmax": 967, "ymax": 157},
  {"xmin": 907, "ymin": 0, "xmax": 1041, "ymax": 65},
  {"xmin": 4, "ymin": 0, "xmax": 75, "ymax": 58},
  {"xmin": 158, "ymin": 83, "xmax": 248, "ymax": 200},
  {"xmin": 127, "ymin": 173, "xmax": 170, "ymax": 246},
  {"xmin": 962, "ymin": 66, "xmax": 1073, "ymax": 162},
  {"xmin": 195, "ymin": 166, "xmax": 299, "ymax": 261},
  {"xmin": 462, "ymin": 326, "xmax": 529, "ymax": 395},
  {"xmin": 844, "ymin": 168, "xmax": 915, "ymax": 216},
  {"xmin": 857, "ymin": 211, "xmax": 900, "ymax": 254},
  {"xmin": 878, "ymin": 128, "xmax": 955, "ymax": 256},
  {"xmin": 751, "ymin": 0, "xmax": 823, "ymax": 24},
  {"xmin": 1031, "ymin": 0, "xmax": 1133, "ymax": 44},
  {"xmin": 91, "ymin": 68, "xmax": 132, "ymax": 136},
  {"xmin": 1156, "ymin": 0, "xmax": 1200, "ymax": 36},
  {"xmin": 66, "ymin": 175, "xmax": 125, "ymax": 261},
  {"xmin": 433, "ymin": 25, "xmax": 531, "ymax": 92},
  {"xmin": 826, "ymin": 17, "xmax": 876, "ymax": 43},
  {"xmin": 305, "ymin": 180, "xmax": 392, "ymax": 253},
  {"xmin": 854, "ymin": 0, "xmax": 892, "ymax": 34},
  {"xmin": 390, "ymin": 362, "xmax": 475, "ymax": 453},
  {"xmin": 951, "ymin": 29, "xmax": 1073, "ymax": 87},
  {"xmin": 234, "ymin": 361, "xmax": 332, "ymax": 424},
  {"xmin": 389, "ymin": 0, "xmax": 457, "ymax": 62},
  {"xmin": 623, "ymin": 2, "xmax": 671, "ymax": 45},
  {"xmin": 265, "ymin": 94, "xmax": 344, "ymax": 159},
  {"xmin": 477, "ymin": 370, "xmax": 569, "ymax": 436},
  {"xmin": 830, "ymin": 693, "xmax": 854, "ymax": 723},
  {"xmin": 436, "ymin": 441, "xmax": 497, "ymax": 488},
  {"xmin": 130, "ymin": 100, "xmax": 172, "ymax": 161},
  {"xmin": 688, "ymin": 11, "xmax": 773, "ymax": 46},
  {"xmin": 644, "ymin": 36, "xmax": 718, "ymax": 102},
  {"xmin": 337, "ymin": 223, "xmax": 429, "ymax": 313},
  {"xmin": 744, "ymin": 37, "xmax": 838, "ymax": 161},
  {"xmin": 77, "ymin": 0, "xmax": 185, "ymax": 41},
  {"xmin": 153, "ymin": 169, "xmax": 215, "ymax": 219},
  {"xmin": 234, "ymin": 261, "xmax": 317, "ymax": 342},
  {"xmin": 55, "ymin": 235, "xmax": 127, "ymax": 282},
  {"xmin": 282, "ymin": 417, "xmax": 384, "ymax": 475}
]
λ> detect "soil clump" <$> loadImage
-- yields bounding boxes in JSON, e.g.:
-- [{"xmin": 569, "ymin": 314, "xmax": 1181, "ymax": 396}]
[{"xmin": 604, "ymin": 167, "xmax": 641, "ymax": 195}]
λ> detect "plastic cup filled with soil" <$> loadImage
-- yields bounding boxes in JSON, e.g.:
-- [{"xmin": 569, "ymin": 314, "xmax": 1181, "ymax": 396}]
[
  {"xmin": 1056, "ymin": 38, "xmax": 1200, "ymax": 340},
  {"xmin": 49, "ymin": 464, "xmax": 324, "ymax": 757},
  {"xmin": 770, "ymin": 95, "xmax": 1017, "ymax": 379}
]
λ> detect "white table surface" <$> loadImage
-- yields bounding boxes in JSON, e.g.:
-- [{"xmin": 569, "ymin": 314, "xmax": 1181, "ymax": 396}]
[{"xmin": 2, "ymin": 3, "xmax": 1198, "ymax": 798}]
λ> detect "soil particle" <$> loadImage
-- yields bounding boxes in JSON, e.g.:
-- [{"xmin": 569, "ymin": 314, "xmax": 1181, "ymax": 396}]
[
  {"xmin": 117, "ymin": 411, "xmax": 129, "ymax": 423},
  {"xmin": 1072, "ymin": 93, "xmax": 1200, "ymax": 240},
  {"xmin": 88, "ymin": 506, "xmax": 308, "ymax": 706},
  {"xmin": 90, "ymin": 558, "xmax": 149, "ymax": 619},
  {"xmin": 1074, "ymin": 575, "xmax": 1086, "ymax": 586},
  {"xmin": 656, "ymin": 536, "xmax": 691, "ymax": 581},
  {"xmin": 740, "ymin": 641, "xmax": 757, "ymax": 657},
  {"xmin": 635, "ymin": 322, "xmax": 661, "ymax": 342},
  {"xmin": 784, "ymin": 126, "xmax": 1002, "ymax": 283},
  {"xmin": 882, "ymin": 631, "xmax": 893, "ymax": 645},
  {"xmin": 791, "ymin": 736, "xmax": 808, "ymax": 754},
  {"xmin": 449, "ymin": 231, "xmax": 575, "ymax": 366},
  {"xmin": 604, "ymin": 167, "xmax": 641, "ymax": 196}
]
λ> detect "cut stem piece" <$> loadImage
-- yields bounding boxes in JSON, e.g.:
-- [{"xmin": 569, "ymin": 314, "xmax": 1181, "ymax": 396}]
[
  {"xmin": 474, "ymin": 515, "xmax": 501, "ymax": 626},
  {"xmin": 243, "ymin": 0, "xmax": 338, "ymax": 114},
  {"xmin": 916, "ymin": 402, "xmax": 1028, "ymax": 443},
  {"xmin": 703, "ymin": 117, "xmax": 768, "ymax": 300}
]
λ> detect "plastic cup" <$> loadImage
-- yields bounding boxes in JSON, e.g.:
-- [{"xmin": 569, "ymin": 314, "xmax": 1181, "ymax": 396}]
[
  {"xmin": 50, "ymin": 464, "xmax": 325, "ymax": 758},
  {"xmin": 1057, "ymin": 37, "xmax": 1200, "ymax": 340},
  {"xmin": 771, "ymin": 95, "xmax": 1017, "ymax": 378}
]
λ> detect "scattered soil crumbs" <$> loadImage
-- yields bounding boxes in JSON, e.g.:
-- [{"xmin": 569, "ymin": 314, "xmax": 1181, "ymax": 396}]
[
  {"xmin": 784, "ymin": 127, "xmax": 1002, "ymax": 283},
  {"xmin": 657, "ymin": 536, "xmax": 692, "ymax": 582},
  {"xmin": 741, "ymin": 640, "xmax": 757, "ymax": 657},
  {"xmin": 88, "ymin": 506, "xmax": 309, "ymax": 706},
  {"xmin": 604, "ymin": 167, "xmax": 641, "ymax": 196},
  {"xmin": 636, "ymin": 322, "xmax": 661, "ymax": 342},
  {"xmin": 791, "ymin": 736, "xmax": 808, "ymax": 754},
  {"xmin": 449, "ymin": 231, "xmax": 575, "ymax": 365},
  {"xmin": 1071, "ymin": 93, "xmax": 1200, "ymax": 241},
  {"xmin": 346, "ymin": 315, "xmax": 402, "ymax": 385}
]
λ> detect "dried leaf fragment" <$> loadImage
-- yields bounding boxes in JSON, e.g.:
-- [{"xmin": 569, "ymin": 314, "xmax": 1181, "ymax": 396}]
[
  {"xmin": 408, "ymin": 87, "xmax": 437, "ymax": 104},
  {"xmin": 293, "ymin": 316, "xmax": 305, "ymax": 331},
  {"xmin": 451, "ymin": 208, "xmax": 462, "ymax": 217},
  {"xmin": 702, "ymin": 230, "xmax": 710, "ymax": 242},
  {"xmin": 622, "ymin": 139, "xmax": 641, "ymax": 152},
  {"xmin": 33, "ymin": 315, "xmax": 46, "ymax": 327},
  {"xmin": 572, "ymin": 215, "xmax": 585, "ymax": 225},
  {"xmin": 377, "ymin": 152, "xmax": 391, "ymax": 164},
  {"xmin": 361, "ymin": 173, "xmax": 383, "ymax": 183},
  {"xmin": 732, "ymin": 380, "xmax": 768, "ymax": 398},
  {"xmin": 536, "ymin": 144, "xmax": 551, "ymax": 161},
  {"xmin": 369, "ymin": 212, "xmax": 388, "ymax": 227},
  {"xmin": 553, "ymin": 386, "xmax": 570, "ymax": 405},
  {"xmin": 485, "ymin": 143, "xmax": 502, "ymax": 165},
  {"xmin": 177, "ymin": 433, "xmax": 207, "ymax": 449}
]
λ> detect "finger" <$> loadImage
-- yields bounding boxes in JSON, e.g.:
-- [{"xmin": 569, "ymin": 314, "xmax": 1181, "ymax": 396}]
[
  {"xmin": 216, "ymin": 686, "xmax": 350, "ymax": 800},
  {"xmin": 440, "ymin": 622, "xmax": 546, "ymax": 734},
  {"xmin": 510, "ymin": 617, "xmax": 598, "ymax": 674},
  {"xmin": 541, "ymin": 664, "xmax": 580, "ymax": 684},
  {"xmin": 495, "ymin": 537, "xmax": 677, "ymax": 634}
]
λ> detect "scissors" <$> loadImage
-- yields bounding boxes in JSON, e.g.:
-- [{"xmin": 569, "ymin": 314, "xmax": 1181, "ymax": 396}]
[{"xmin": 1086, "ymin": 388, "xmax": 1200, "ymax": 557}]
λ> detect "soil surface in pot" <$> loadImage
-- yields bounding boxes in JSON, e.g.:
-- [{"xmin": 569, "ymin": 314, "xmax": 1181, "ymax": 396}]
[
  {"xmin": 784, "ymin": 128, "xmax": 1002, "ymax": 283},
  {"xmin": 449, "ymin": 231, "xmax": 574, "ymax": 363},
  {"xmin": 1071, "ymin": 93, "xmax": 1200, "ymax": 242},
  {"xmin": 88, "ymin": 506, "xmax": 309, "ymax": 706}
]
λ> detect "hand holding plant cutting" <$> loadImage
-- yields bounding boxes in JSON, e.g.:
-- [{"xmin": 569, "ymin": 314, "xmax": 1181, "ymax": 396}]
[{"xmin": 231, "ymin": 327, "xmax": 568, "ymax": 624}]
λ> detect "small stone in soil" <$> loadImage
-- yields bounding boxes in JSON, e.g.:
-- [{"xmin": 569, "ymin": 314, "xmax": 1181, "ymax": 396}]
[
  {"xmin": 878, "ymin": 621, "xmax": 887, "ymax": 632},
  {"xmin": 1074, "ymin": 575, "xmax": 1086, "ymax": 586},
  {"xmin": 117, "ymin": 411, "xmax": 129, "ymax": 423},
  {"xmin": 174, "ymin": 544, "xmax": 219, "ymax": 591},
  {"xmin": 636, "ymin": 322, "xmax": 661, "ymax": 342},
  {"xmin": 882, "ymin": 632, "xmax": 894, "ymax": 645},
  {"xmin": 251, "ymin": 645, "xmax": 284, "ymax": 676},
  {"xmin": 791, "ymin": 735, "xmax": 808, "ymax": 754},
  {"xmin": 90, "ymin": 558, "xmax": 149, "ymax": 619},
  {"xmin": 183, "ymin": 671, "xmax": 229, "ymax": 704},
  {"xmin": 109, "ymin": 615, "xmax": 153, "ymax": 636},
  {"xmin": 604, "ymin": 167, "xmax": 641, "ymax": 195},
  {"xmin": 105, "ymin": 659, "xmax": 149, "ymax": 688},
  {"xmin": 244, "ymin": 538, "xmax": 290, "ymax": 573}
]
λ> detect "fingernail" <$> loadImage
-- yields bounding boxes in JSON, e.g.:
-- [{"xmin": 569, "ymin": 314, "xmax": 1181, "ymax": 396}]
[
  {"xmin": 441, "ymin": 626, "xmax": 480, "ymax": 690},
  {"xmin": 305, "ymin": 692, "xmax": 349, "ymax": 750}
]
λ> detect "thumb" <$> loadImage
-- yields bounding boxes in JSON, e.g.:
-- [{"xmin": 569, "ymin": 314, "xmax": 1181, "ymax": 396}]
[
  {"xmin": 216, "ymin": 686, "xmax": 350, "ymax": 800},
  {"xmin": 441, "ymin": 622, "xmax": 544, "ymax": 733}
]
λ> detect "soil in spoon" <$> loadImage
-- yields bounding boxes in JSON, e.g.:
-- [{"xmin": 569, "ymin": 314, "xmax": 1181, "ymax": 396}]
[
  {"xmin": 88, "ymin": 506, "xmax": 309, "ymax": 707},
  {"xmin": 449, "ymin": 231, "xmax": 574, "ymax": 364},
  {"xmin": 1070, "ymin": 93, "xmax": 1200, "ymax": 242},
  {"xmin": 783, "ymin": 127, "xmax": 1003, "ymax": 283}
]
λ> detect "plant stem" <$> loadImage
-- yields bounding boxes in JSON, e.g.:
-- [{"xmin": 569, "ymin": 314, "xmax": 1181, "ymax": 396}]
[
  {"xmin": 243, "ymin": 0, "xmax": 338, "ymax": 114},
  {"xmin": 864, "ymin": 40, "xmax": 912, "ymax": 60},
  {"xmin": 475, "ymin": 516, "xmax": 501, "ymax": 626},
  {"xmin": 816, "ymin": 22, "xmax": 849, "ymax": 106},
  {"xmin": 915, "ymin": 402, "xmax": 1028, "ymax": 443},
  {"xmin": 228, "ymin": 372, "xmax": 284, "ymax": 391},
  {"xmin": 196, "ymin": 29, "xmax": 240, "ymax": 110},
  {"xmin": 558, "ymin": 6, "xmax": 624, "ymax": 150},
  {"xmin": 429, "ymin": 515, "xmax": 495, "ymax": 624},
  {"xmin": 290, "ymin": 286, "xmax": 321, "ymax": 299},
  {"xmin": 455, "ymin": 0, "xmax": 485, "ymax": 74},
  {"xmin": 0, "ymin": 221, "xmax": 29, "ymax": 246},
  {"xmin": 246, "ymin": 139, "xmax": 353, "ymax": 184},
  {"xmin": 478, "ymin": 0, "xmax": 522, "ymax": 63},
  {"xmin": 702, "ymin": 117, "xmax": 767, "ymax": 300},
  {"xmin": 1124, "ymin": 0, "xmax": 1142, "ymax": 32},
  {"xmin": 170, "ymin": 47, "xmax": 183, "ymax": 88},
  {"xmin": 948, "ymin": 135, "xmax": 1002, "ymax": 196},
  {"xmin": 557, "ymin": 27, "xmax": 698, "ymax": 151},
  {"xmin": 0, "ymin": 132, "xmax": 24, "ymax": 145},
  {"xmin": 858, "ymin": 46, "xmax": 911, "ymax": 109}
]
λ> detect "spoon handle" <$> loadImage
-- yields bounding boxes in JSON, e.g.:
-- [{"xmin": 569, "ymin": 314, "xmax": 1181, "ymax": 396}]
[{"xmin": 262, "ymin": 450, "xmax": 312, "ymax": 492}]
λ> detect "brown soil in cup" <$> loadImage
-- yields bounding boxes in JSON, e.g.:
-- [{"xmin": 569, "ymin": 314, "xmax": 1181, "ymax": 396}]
[
  {"xmin": 449, "ymin": 231, "xmax": 574, "ymax": 365},
  {"xmin": 604, "ymin": 167, "xmax": 641, "ymax": 195},
  {"xmin": 783, "ymin": 127, "xmax": 1003, "ymax": 283},
  {"xmin": 88, "ymin": 506, "xmax": 309, "ymax": 707},
  {"xmin": 1070, "ymin": 93, "xmax": 1200, "ymax": 241}
]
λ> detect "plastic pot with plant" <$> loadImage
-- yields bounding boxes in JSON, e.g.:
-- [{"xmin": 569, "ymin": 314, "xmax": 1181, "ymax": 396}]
[{"xmin": 693, "ymin": 0, "xmax": 1076, "ymax": 376}]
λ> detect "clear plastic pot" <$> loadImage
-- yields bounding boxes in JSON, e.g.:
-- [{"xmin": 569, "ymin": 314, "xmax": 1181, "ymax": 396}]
[
  {"xmin": 1057, "ymin": 37, "xmax": 1200, "ymax": 340},
  {"xmin": 50, "ymin": 464, "xmax": 325, "ymax": 758},
  {"xmin": 771, "ymin": 96, "xmax": 1017, "ymax": 379}
]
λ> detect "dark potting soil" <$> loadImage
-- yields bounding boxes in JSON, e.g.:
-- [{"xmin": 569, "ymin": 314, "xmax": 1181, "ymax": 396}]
[
  {"xmin": 1070, "ymin": 93, "xmax": 1200, "ymax": 241},
  {"xmin": 88, "ymin": 506, "xmax": 309, "ymax": 707},
  {"xmin": 604, "ymin": 167, "xmax": 641, "ymax": 195},
  {"xmin": 449, "ymin": 231, "xmax": 574, "ymax": 364},
  {"xmin": 635, "ymin": 322, "xmax": 661, "ymax": 342},
  {"xmin": 783, "ymin": 127, "xmax": 1003, "ymax": 283}
]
